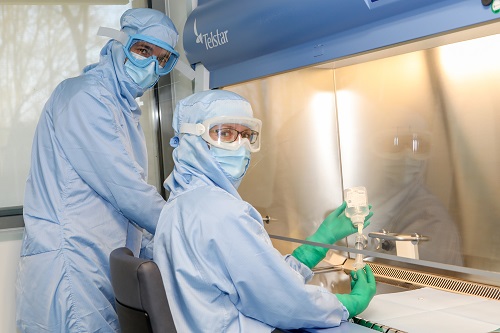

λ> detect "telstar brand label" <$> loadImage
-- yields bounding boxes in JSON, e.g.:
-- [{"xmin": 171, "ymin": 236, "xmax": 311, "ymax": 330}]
[{"xmin": 194, "ymin": 19, "xmax": 229, "ymax": 50}]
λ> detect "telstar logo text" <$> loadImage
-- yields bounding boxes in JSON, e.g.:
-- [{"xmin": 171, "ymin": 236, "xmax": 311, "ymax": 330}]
[{"xmin": 194, "ymin": 19, "xmax": 229, "ymax": 50}]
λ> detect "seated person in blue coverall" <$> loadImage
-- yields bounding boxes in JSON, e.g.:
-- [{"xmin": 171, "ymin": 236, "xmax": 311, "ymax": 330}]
[{"xmin": 153, "ymin": 90, "xmax": 376, "ymax": 332}]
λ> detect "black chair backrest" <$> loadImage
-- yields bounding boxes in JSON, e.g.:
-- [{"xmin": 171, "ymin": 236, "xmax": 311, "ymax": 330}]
[{"xmin": 109, "ymin": 247, "xmax": 177, "ymax": 333}]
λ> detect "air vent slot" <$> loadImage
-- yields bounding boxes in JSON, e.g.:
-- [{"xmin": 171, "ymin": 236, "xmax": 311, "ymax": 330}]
[{"xmin": 369, "ymin": 262, "xmax": 500, "ymax": 300}]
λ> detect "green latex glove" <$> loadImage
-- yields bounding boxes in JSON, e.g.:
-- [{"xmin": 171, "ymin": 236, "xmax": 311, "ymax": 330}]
[
  {"xmin": 336, "ymin": 265, "xmax": 377, "ymax": 319},
  {"xmin": 292, "ymin": 201, "xmax": 372, "ymax": 268}
]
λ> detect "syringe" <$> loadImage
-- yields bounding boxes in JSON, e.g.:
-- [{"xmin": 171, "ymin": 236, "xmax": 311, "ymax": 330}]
[{"xmin": 344, "ymin": 186, "xmax": 369, "ymax": 270}]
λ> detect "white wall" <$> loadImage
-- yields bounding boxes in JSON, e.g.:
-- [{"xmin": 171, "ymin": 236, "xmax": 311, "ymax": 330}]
[{"xmin": 0, "ymin": 228, "xmax": 23, "ymax": 333}]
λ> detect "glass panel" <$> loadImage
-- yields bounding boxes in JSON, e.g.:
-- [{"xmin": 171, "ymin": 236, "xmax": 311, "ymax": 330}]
[
  {"xmin": 225, "ymin": 24, "xmax": 500, "ymax": 276},
  {"xmin": 337, "ymin": 50, "xmax": 462, "ymax": 265},
  {"xmin": 337, "ymin": 34, "xmax": 500, "ymax": 273},
  {"xmin": 226, "ymin": 69, "xmax": 344, "ymax": 256},
  {"xmin": 0, "ymin": 2, "xmax": 165, "ymax": 210}
]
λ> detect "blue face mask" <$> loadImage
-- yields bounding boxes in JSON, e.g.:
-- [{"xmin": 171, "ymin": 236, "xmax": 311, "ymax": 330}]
[
  {"xmin": 210, "ymin": 146, "xmax": 251, "ymax": 179},
  {"xmin": 124, "ymin": 53, "xmax": 160, "ymax": 89}
]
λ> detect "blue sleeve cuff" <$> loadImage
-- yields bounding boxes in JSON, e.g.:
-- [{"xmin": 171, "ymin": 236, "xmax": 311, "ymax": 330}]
[{"xmin": 283, "ymin": 254, "xmax": 314, "ymax": 283}]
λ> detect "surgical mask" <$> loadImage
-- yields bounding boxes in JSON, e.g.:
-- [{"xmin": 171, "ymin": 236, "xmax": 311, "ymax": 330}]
[
  {"xmin": 381, "ymin": 156, "xmax": 425, "ymax": 190},
  {"xmin": 124, "ymin": 53, "xmax": 159, "ymax": 89},
  {"xmin": 210, "ymin": 146, "xmax": 251, "ymax": 179}
]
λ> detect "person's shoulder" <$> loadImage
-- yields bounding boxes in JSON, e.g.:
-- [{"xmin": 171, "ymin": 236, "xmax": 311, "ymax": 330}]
[
  {"xmin": 167, "ymin": 185, "xmax": 265, "ymax": 243},
  {"xmin": 46, "ymin": 76, "xmax": 97, "ymax": 119},
  {"xmin": 177, "ymin": 185, "xmax": 237, "ymax": 207},
  {"xmin": 203, "ymin": 186, "xmax": 248, "ymax": 207},
  {"xmin": 176, "ymin": 185, "xmax": 253, "ymax": 219},
  {"xmin": 55, "ymin": 74, "xmax": 103, "ymax": 100}
]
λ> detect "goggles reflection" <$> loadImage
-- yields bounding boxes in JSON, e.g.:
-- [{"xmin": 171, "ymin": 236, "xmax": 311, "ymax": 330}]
[{"xmin": 374, "ymin": 131, "xmax": 431, "ymax": 159}]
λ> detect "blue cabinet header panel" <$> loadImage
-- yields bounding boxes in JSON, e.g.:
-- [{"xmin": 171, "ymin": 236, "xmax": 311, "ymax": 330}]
[{"xmin": 184, "ymin": 0, "xmax": 498, "ymax": 88}]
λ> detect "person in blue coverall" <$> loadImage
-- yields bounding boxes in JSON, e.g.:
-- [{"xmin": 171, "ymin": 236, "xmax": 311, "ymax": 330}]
[
  {"xmin": 16, "ymin": 8, "xmax": 179, "ymax": 333},
  {"xmin": 153, "ymin": 90, "xmax": 377, "ymax": 332}
]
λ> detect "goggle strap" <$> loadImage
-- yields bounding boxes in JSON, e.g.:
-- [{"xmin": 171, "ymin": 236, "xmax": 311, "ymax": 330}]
[
  {"xmin": 97, "ymin": 27, "xmax": 129, "ymax": 45},
  {"xmin": 179, "ymin": 123, "xmax": 205, "ymax": 136}
]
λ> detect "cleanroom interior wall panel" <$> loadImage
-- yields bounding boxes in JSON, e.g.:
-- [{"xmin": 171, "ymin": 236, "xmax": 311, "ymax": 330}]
[
  {"xmin": 432, "ymin": 36, "xmax": 500, "ymax": 271},
  {"xmin": 0, "ymin": 228, "xmax": 23, "ymax": 333}
]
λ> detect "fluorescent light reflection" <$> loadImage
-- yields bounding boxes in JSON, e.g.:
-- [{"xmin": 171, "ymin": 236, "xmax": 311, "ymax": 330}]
[
  {"xmin": 335, "ymin": 89, "xmax": 363, "ymax": 178},
  {"xmin": 309, "ymin": 92, "xmax": 336, "ymax": 161},
  {"xmin": 439, "ymin": 33, "xmax": 500, "ymax": 79},
  {"xmin": 306, "ymin": 91, "xmax": 342, "ymax": 203}
]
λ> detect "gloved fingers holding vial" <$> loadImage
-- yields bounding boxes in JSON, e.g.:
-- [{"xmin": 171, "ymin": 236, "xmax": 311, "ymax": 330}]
[{"xmin": 292, "ymin": 189, "xmax": 372, "ymax": 269}]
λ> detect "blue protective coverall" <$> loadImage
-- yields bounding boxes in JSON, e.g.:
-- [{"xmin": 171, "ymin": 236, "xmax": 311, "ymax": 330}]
[
  {"xmin": 153, "ymin": 92, "xmax": 349, "ymax": 332},
  {"xmin": 16, "ymin": 37, "xmax": 166, "ymax": 332}
]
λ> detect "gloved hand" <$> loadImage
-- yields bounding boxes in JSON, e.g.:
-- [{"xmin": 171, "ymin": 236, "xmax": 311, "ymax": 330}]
[
  {"xmin": 336, "ymin": 265, "xmax": 377, "ymax": 319},
  {"xmin": 292, "ymin": 201, "xmax": 372, "ymax": 268}
]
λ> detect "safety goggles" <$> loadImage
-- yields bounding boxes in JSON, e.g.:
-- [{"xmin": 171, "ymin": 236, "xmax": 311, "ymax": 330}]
[
  {"xmin": 373, "ymin": 130, "xmax": 431, "ymax": 159},
  {"xmin": 180, "ymin": 116, "xmax": 262, "ymax": 152},
  {"xmin": 123, "ymin": 34, "xmax": 179, "ymax": 75}
]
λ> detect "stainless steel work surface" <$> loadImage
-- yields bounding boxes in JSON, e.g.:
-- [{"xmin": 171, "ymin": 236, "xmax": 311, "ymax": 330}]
[{"xmin": 360, "ymin": 287, "xmax": 500, "ymax": 333}]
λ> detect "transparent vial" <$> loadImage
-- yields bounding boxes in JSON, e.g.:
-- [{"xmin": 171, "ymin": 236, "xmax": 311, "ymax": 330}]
[
  {"xmin": 344, "ymin": 186, "xmax": 369, "ymax": 270},
  {"xmin": 344, "ymin": 186, "xmax": 369, "ymax": 229}
]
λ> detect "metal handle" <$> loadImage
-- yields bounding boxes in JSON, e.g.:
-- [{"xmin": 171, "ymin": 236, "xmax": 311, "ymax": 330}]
[
  {"xmin": 312, "ymin": 265, "xmax": 344, "ymax": 274},
  {"xmin": 368, "ymin": 231, "xmax": 429, "ymax": 243}
]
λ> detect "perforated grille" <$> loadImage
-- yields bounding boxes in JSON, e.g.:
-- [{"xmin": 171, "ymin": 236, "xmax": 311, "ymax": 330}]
[{"xmin": 369, "ymin": 262, "xmax": 500, "ymax": 300}]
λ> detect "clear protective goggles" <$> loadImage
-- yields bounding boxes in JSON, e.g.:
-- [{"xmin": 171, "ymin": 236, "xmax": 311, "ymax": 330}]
[
  {"xmin": 180, "ymin": 116, "xmax": 262, "ymax": 152},
  {"xmin": 373, "ymin": 130, "xmax": 431, "ymax": 159},
  {"xmin": 123, "ymin": 34, "xmax": 179, "ymax": 75}
]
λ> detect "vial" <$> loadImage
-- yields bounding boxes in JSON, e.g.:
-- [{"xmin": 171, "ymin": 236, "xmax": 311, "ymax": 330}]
[{"xmin": 344, "ymin": 186, "xmax": 369, "ymax": 232}]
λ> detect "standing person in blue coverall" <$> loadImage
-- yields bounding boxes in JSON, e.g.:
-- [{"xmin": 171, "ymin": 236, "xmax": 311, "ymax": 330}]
[
  {"xmin": 16, "ymin": 8, "xmax": 179, "ymax": 333},
  {"xmin": 153, "ymin": 90, "xmax": 377, "ymax": 332}
]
